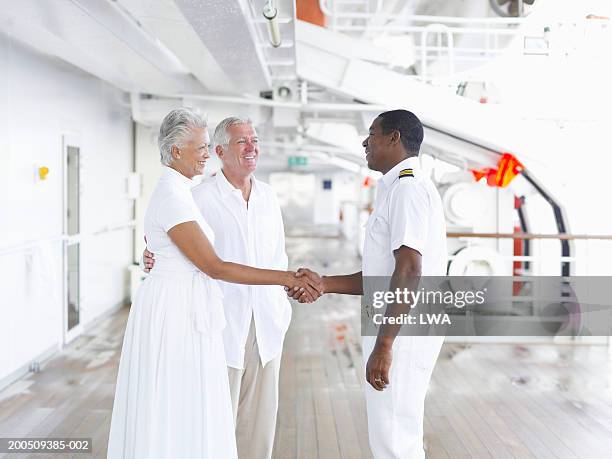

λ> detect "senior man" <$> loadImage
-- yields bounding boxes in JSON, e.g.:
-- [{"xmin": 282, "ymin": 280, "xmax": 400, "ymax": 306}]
[{"xmin": 144, "ymin": 116, "xmax": 307, "ymax": 459}]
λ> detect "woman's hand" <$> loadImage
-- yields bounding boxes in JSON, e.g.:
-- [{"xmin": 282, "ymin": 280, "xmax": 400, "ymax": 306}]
[
  {"xmin": 284, "ymin": 271, "xmax": 323, "ymax": 303},
  {"xmin": 285, "ymin": 268, "xmax": 326, "ymax": 303}
]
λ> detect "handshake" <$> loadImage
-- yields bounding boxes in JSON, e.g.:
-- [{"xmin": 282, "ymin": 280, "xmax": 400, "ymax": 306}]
[
  {"xmin": 143, "ymin": 248, "xmax": 326, "ymax": 304},
  {"xmin": 285, "ymin": 268, "xmax": 326, "ymax": 304}
]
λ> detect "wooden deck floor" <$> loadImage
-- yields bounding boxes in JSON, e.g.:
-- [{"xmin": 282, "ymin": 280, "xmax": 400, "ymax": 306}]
[{"xmin": 1, "ymin": 236, "xmax": 612, "ymax": 458}]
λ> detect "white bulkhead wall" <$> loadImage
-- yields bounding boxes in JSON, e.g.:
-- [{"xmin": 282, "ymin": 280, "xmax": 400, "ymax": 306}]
[{"xmin": 0, "ymin": 36, "xmax": 134, "ymax": 385}]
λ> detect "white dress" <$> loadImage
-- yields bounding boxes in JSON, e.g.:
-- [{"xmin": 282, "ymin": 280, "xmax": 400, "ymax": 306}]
[{"xmin": 107, "ymin": 167, "xmax": 237, "ymax": 459}]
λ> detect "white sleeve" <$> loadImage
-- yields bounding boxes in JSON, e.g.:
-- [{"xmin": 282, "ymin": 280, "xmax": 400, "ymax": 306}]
[
  {"xmin": 388, "ymin": 183, "xmax": 429, "ymax": 256},
  {"xmin": 156, "ymin": 192, "xmax": 198, "ymax": 232}
]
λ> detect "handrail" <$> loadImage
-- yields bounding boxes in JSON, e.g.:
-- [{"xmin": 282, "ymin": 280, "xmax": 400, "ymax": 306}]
[
  {"xmin": 334, "ymin": 24, "xmax": 524, "ymax": 35},
  {"xmin": 447, "ymin": 232, "xmax": 612, "ymax": 240},
  {"xmin": 319, "ymin": 0, "xmax": 383, "ymax": 19},
  {"xmin": 0, "ymin": 220, "xmax": 137, "ymax": 257},
  {"xmin": 0, "ymin": 236, "xmax": 67, "ymax": 257},
  {"xmin": 318, "ymin": 1, "xmax": 525, "ymax": 25}
]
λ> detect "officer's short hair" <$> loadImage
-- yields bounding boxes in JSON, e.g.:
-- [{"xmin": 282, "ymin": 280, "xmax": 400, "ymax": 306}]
[{"xmin": 377, "ymin": 110, "xmax": 424, "ymax": 154}]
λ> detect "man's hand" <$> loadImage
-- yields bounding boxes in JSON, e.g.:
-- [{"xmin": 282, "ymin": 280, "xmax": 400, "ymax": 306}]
[
  {"xmin": 285, "ymin": 268, "xmax": 325, "ymax": 303},
  {"xmin": 283, "ymin": 271, "xmax": 319, "ymax": 303},
  {"xmin": 366, "ymin": 342, "xmax": 392, "ymax": 391},
  {"xmin": 143, "ymin": 248, "xmax": 155, "ymax": 273}
]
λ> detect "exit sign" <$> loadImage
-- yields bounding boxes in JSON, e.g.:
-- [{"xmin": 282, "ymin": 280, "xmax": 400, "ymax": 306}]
[{"xmin": 288, "ymin": 156, "xmax": 308, "ymax": 167}]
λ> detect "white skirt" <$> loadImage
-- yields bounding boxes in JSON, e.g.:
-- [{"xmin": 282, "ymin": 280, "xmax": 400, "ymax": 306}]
[{"xmin": 107, "ymin": 269, "xmax": 237, "ymax": 459}]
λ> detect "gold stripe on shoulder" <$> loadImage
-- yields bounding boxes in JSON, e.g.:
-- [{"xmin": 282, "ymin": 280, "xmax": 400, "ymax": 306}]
[{"xmin": 399, "ymin": 168, "xmax": 414, "ymax": 178}]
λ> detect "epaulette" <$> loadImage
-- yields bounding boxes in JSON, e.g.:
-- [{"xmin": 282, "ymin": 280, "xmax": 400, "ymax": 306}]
[{"xmin": 399, "ymin": 168, "xmax": 414, "ymax": 179}]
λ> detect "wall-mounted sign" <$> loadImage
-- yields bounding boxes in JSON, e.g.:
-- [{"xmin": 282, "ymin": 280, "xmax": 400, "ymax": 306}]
[{"xmin": 288, "ymin": 156, "xmax": 308, "ymax": 167}]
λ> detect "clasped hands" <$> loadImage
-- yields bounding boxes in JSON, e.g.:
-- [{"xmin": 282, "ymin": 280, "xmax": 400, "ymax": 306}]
[
  {"xmin": 143, "ymin": 248, "xmax": 325, "ymax": 304},
  {"xmin": 285, "ymin": 268, "xmax": 325, "ymax": 304}
]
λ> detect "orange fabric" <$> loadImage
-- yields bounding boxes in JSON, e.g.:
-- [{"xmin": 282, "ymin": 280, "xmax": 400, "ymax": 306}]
[
  {"xmin": 471, "ymin": 168, "xmax": 498, "ymax": 186},
  {"xmin": 495, "ymin": 153, "xmax": 525, "ymax": 188},
  {"xmin": 471, "ymin": 153, "xmax": 524, "ymax": 188},
  {"xmin": 297, "ymin": 0, "xmax": 326, "ymax": 26}
]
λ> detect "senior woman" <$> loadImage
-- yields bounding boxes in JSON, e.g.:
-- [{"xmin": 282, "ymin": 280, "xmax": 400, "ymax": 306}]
[{"xmin": 107, "ymin": 108, "xmax": 320, "ymax": 458}]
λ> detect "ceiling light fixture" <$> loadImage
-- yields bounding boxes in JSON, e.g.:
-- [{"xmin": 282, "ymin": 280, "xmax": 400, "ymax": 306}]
[{"xmin": 263, "ymin": 0, "xmax": 281, "ymax": 48}]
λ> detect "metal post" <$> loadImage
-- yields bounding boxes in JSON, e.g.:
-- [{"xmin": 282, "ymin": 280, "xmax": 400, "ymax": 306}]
[{"xmin": 332, "ymin": 0, "xmax": 337, "ymax": 31}]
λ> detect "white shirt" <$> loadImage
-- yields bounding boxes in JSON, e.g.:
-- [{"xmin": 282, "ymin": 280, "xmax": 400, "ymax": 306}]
[
  {"xmin": 362, "ymin": 157, "xmax": 447, "ymax": 277},
  {"xmin": 191, "ymin": 171, "xmax": 292, "ymax": 369}
]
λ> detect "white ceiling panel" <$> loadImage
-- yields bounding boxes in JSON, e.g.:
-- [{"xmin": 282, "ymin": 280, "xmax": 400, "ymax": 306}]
[
  {"xmin": 117, "ymin": 0, "xmax": 237, "ymax": 94},
  {"xmin": 0, "ymin": 0, "xmax": 204, "ymax": 94}
]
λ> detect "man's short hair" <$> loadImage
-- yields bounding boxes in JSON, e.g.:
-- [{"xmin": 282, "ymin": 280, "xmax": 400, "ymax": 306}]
[
  {"xmin": 213, "ymin": 116, "xmax": 253, "ymax": 148},
  {"xmin": 378, "ymin": 109, "xmax": 424, "ymax": 154}
]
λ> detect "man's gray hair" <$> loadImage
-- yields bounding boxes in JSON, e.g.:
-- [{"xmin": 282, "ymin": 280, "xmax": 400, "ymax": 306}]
[
  {"xmin": 213, "ymin": 116, "xmax": 253, "ymax": 149},
  {"xmin": 158, "ymin": 107, "xmax": 207, "ymax": 166}
]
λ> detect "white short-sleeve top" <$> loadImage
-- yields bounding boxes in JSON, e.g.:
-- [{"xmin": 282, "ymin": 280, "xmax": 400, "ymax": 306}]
[
  {"xmin": 363, "ymin": 156, "xmax": 447, "ymax": 277},
  {"xmin": 144, "ymin": 166, "xmax": 215, "ymax": 272}
]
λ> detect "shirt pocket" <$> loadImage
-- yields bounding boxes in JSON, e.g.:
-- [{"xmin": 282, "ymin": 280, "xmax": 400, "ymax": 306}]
[{"xmin": 365, "ymin": 214, "xmax": 389, "ymax": 253}]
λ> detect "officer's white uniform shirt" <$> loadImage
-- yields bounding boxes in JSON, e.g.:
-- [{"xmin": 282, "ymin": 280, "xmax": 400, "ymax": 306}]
[
  {"xmin": 362, "ymin": 156, "xmax": 447, "ymax": 459},
  {"xmin": 362, "ymin": 156, "xmax": 447, "ymax": 277},
  {"xmin": 191, "ymin": 171, "xmax": 292, "ymax": 369}
]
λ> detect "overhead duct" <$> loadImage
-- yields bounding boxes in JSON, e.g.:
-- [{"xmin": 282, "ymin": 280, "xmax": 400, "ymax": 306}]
[{"xmin": 174, "ymin": 0, "xmax": 272, "ymax": 93}]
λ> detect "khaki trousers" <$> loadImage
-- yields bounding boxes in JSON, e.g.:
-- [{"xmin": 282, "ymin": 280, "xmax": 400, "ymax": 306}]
[{"xmin": 227, "ymin": 318, "xmax": 281, "ymax": 459}]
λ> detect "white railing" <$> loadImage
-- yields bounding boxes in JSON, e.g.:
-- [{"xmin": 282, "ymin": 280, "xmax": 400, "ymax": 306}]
[
  {"xmin": 447, "ymin": 232, "xmax": 612, "ymax": 276},
  {"xmin": 319, "ymin": 0, "xmax": 526, "ymax": 24},
  {"xmin": 0, "ymin": 221, "xmax": 137, "ymax": 257},
  {"xmin": 317, "ymin": 1, "xmax": 527, "ymax": 77},
  {"xmin": 0, "ymin": 235, "xmax": 67, "ymax": 258},
  {"xmin": 319, "ymin": 0, "xmax": 383, "ymax": 26},
  {"xmin": 420, "ymin": 24, "xmax": 455, "ymax": 82},
  {"xmin": 316, "ymin": 3, "xmax": 611, "ymax": 82},
  {"xmin": 319, "ymin": 0, "xmax": 526, "ymax": 30}
]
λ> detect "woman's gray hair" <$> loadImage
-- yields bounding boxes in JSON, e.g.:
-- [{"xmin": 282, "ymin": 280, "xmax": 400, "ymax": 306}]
[
  {"xmin": 158, "ymin": 107, "xmax": 207, "ymax": 166},
  {"xmin": 213, "ymin": 116, "xmax": 253, "ymax": 148}
]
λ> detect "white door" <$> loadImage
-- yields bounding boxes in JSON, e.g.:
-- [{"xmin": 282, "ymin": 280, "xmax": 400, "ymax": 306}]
[{"xmin": 63, "ymin": 136, "xmax": 83, "ymax": 344}]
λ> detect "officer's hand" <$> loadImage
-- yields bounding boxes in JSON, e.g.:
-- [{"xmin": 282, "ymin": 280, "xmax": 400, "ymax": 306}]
[
  {"xmin": 143, "ymin": 248, "xmax": 155, "ymax": 273},
  {"xmin": 366, "ymin": 343, "xmax": 392, "ymax": 391},
  {"xmin": 285, "ymin": 268, "xmax": 325, "ymax": 303}
]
